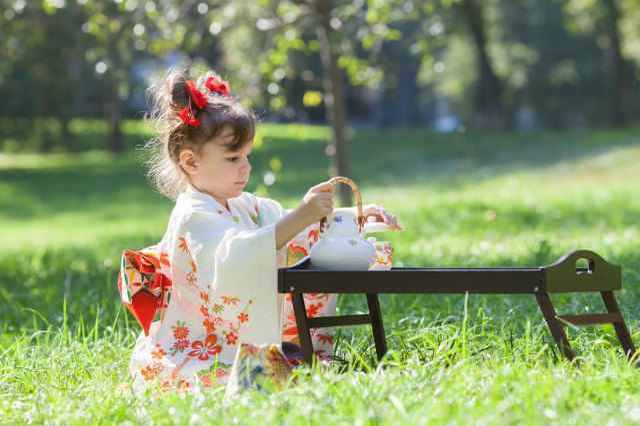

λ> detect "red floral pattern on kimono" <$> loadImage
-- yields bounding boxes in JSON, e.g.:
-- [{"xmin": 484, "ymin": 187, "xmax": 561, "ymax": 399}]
[{"xmin": 119, "ymin": 186, "xmax": 337, "ymax": 393}]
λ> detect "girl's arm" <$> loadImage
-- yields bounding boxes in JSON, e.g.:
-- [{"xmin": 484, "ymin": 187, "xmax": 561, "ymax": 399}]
[
  {"xmin": 275, "ymin": 206, "xmax": 315, "ymax": 250},
  {"xmin": 274, "ymin": 181, "xmax": 334, "ymax": 250}
]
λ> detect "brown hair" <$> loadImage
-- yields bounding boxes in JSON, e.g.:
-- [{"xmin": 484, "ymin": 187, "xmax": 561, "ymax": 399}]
[{"xmin": 144, "ymin": 69, "xmax": 257, "ymax": 199}]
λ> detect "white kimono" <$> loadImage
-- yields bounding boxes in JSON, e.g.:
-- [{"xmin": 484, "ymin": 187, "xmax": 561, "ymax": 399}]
[{"xmin": 118, "ymin": 185, "xmax": 335, "ymax": 392}]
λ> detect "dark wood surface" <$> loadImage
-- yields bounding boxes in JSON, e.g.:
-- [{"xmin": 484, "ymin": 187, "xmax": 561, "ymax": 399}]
[
  {"xmin": 556, "ymin": 313, "xmax": 623, "ymax": 326},
  {"xmin": 545, "ymin": 250, "xmax": 621, "ymax": 292},
  {"xmin": 278, "ymin": 250, "xmax": 634, "ymax": 364},
  {"xmin": 291, "ymin": 292, "xmax": 314, "ymax": 364},
  {"xmin": 601, "ymin": 290, "xmax": 636, "ymax": 358},
  {"xmin": 366, "ymin": 293, "xmax": 387, "ymax": 360},
  {"xmin": 535, "ymin": 292, "xmax": 576, "ymax": 360},
  {"xmin": 279, "ymin": 267, "xmax": 545, "ymax": 294}
]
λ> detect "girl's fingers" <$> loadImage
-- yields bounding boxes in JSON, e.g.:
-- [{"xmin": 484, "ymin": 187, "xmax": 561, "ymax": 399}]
[
  {"xmin": 318, "ymin": 201, "xmax": 403, "ymax": 229},
  {"xmin": 365, "ymin": 212, "xmax": 385, "ymax": 222},
  {"xmin": 363, "ymin": 204, "xmax": 380, "ymax": 216},
  {"xmin": 364, "ymin": 207, "xmax": 404, "ymax": 230},
  {"xmin": 364, "ymin": 206, "xmax": 390, "ymax": 223},
  {"xmin": 316, "ymin": 192, "xmax": 333, "ymax": 200},
  {"xmin": 384, "ymin": 213, "xmax": 403, "ymax": 230},
  {"xmin": 382, "ymin": 211, "xmax": 396, "ymax": 224},
  {"xmin": 311, "ymin": 181, "xmax": 334, "ymax": 193},
  {"xmin": 319, "ymin": 197, "xmax": 333, "ymax": 207}
]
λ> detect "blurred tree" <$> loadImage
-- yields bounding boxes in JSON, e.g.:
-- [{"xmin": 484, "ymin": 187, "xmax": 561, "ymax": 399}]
[
  {"xmin": 250, "ymin": 0, "xmax": 417, "ymax": 205},
  {"xmin": 0, "ymin": 0, "xmax": 87, "ymax": 151},
  {"xmin": 414, "ymin": 0, "xmax": 509, "ymax": 129},
  {"xmin": 565, "ymin": 0, "xmax": 638, "ymax": 126},
  {"xmin": 459, "ymin": 0, "xmax": 506, "ymax": 129},
  {"xmin": 603, "ymin": 0, "xmax": 627, "ymax": 126},
  {"xmin": 364, "ymin": 2, "xmax": 424, "ymax": 127},
  {"xmin": 80, "ymin": 1, "xmax": 163, "ymax": 152},
  {"xmin": 78, "ymin": 0, "xmax": 226, "ymax": 152},
  {"xmin": 429, "ymin": 0, "xmax": 637, "ymax": 129},
  {"xmin": 3, "ymin": 0, "xmax": 640, "ymax": 155},
  {"xmin": 495, "ymin": 0, "xmax": 606, "ymax": 129},
  {"xmin": 0, "ymin": 0, "xmax": 231, "ymax": 152},
  {"xmin": 314, "ymin": 0, "xmax": 350, "ymax": 204}
]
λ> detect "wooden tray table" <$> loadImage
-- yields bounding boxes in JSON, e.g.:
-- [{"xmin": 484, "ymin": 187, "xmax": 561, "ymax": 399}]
[{"xmin": 277, "ymin": 250, "xmax": 635, "ymax": 364}]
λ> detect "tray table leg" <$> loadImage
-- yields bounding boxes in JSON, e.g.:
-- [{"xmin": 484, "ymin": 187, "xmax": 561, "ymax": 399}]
[
  {"xmin": 535, "ymin": 292, "xmax": 575, "ymax": 361},
  {"xmin": 292, "ymin": 292, "xmax": 314, "ymax": 365},
  {"xmin": 366, "ymin": 294, "xmax": 387, "ymax": 360},
  {"xmin": 601, "ymin": 291, "xmax": 636, "ymax": 359}
]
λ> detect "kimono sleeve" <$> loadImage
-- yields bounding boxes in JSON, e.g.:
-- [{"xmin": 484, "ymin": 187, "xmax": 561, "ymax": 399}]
[
  {"xmin": 173, "ymin": 210, "xmax": 282, "ymax": 346},
  {"xmin": 212, "ymin": 224, "xmax": 280, "ymax": 344},
  {"xmin": 255, "ymin": 197, "xmax": 321, "ymax": 266}
]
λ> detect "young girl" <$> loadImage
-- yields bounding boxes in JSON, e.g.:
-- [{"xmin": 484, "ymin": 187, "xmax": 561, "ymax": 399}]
[{"xmin": 117, "ymin": 69, "xmax": 401, "ymax": 392}]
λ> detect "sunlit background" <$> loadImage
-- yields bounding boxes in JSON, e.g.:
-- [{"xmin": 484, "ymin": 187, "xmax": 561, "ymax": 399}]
[{"xmin": 3, "ymin": 1, "xmax": 640, "ymax": 424}]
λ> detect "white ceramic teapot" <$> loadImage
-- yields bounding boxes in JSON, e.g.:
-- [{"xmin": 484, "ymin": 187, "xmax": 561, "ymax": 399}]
[{"xmin": 308, "ymin": 177, "xmax": 376, "ymax": 270}]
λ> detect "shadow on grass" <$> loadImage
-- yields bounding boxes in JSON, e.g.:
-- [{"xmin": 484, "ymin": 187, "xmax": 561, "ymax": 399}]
[
  {"xmin": 2, "ymin": 126, "xmax": 640, "ymax": 220},
  {"xmin": 267, "ymin": 126, "xmax": 640, "ymax": 200}
]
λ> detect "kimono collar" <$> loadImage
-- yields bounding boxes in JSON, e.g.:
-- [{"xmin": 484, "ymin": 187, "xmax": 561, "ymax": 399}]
[{"xmin": 183, "ymin": 184, "xmax": 235, "ymax": 214}]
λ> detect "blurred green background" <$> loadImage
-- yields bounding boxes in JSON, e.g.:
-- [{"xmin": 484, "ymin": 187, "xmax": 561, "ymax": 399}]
[
  {"xmin": 3, "ymin": 1, "xmax": 640, "ymax": 424},
  {"xmin": 2, "ymin": 0, "xmax": 640, "ymax": 153}
]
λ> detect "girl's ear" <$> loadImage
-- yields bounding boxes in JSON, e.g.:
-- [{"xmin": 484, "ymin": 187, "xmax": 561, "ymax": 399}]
[{"xmin": 178, "ymin": 149, "xmax": 199, "ymax": 176}]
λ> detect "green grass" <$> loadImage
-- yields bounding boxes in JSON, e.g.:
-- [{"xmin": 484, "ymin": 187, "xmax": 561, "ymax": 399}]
[{"xmin": 2, "ymin": 123, "xmax": 640, "ymax": 424}]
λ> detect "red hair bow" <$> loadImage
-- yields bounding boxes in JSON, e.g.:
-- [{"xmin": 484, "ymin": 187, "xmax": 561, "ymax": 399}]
[
  {"xmin": 178, "ymin": 80, "xmax": 208, "ymax": 127},
  {"xmin": 178, "ymin": 107, "xmax": 200, "ymax": 128},
  {"xmin": 185, "ymin": 80, "xmax": 207, "ymax": 109},
  {"xmin": 204, "ymin": 75, "xmax": 231, "ymax": 97}
]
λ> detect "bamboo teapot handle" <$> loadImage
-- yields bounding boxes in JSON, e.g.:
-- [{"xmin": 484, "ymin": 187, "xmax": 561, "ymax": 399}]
[{"xmin": 319, "ymin": 176, "xmax": 366, "ymax": 233}]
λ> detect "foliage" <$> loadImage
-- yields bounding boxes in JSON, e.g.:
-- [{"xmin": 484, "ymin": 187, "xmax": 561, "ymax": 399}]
[{"xmin": 1, "ymin": 0, "xmax": 640, "ymax": 152}]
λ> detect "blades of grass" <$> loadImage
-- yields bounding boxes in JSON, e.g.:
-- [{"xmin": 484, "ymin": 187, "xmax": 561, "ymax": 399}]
[
  {"xmin": 21, "ymin": 307, "xmax": 49, "ymax": 331},
  {"xmin": 62, "ymin": 296, "xmax": 68, "ymax": 346},
  {"xmin": 461, "ymin": 291, "xmax": 469, "ymax": 359},
  {"xmin": 92, "ymin": 306, "xmax": 100, "ymax": 342}
]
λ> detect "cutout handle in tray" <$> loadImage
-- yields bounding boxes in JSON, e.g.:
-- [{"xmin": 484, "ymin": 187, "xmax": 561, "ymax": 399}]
[{"xmin": 544, "ymin": 250, "xmax": 621, "ymax": 293}]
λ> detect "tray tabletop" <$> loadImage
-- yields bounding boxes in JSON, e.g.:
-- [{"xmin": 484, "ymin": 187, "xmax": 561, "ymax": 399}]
[{"xmin": 278, "ymin": 250, "xmax": 621, "ymax": 294}]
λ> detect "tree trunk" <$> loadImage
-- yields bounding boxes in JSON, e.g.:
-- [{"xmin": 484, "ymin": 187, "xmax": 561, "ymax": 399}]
[
  {"xmin": 60, "ymin": 116, "xmax": 73, "ymax": 151},
  {"xmin": 105, "ymin": 30, "xmax": 126, "ymax": 154},
  {"xmin": 603, "ymin": 0, "xmax": 626, "ymax": 127},
  {"xmin": 106, "ymin": 95, "xmax": 123, "ymax": 153},
  {"xmin": 396, "ymin": 63, "xmax": 421, "ymax": 125},
  {"xmin": 39, "ymin": 119, "xmax": 54, "ymax": 153},
  {"xmin": 461, "ymin": 0, "xmax": 506, "ymax": 129},
  {"xmin": 314, "ymin": 0, "xmax": 352, "ymax": 207}
]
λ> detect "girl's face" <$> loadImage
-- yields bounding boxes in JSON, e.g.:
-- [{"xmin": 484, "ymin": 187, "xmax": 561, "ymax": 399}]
[{"xmin": 179, "ymin": 125, "xmax": 253, "ymax": 208}]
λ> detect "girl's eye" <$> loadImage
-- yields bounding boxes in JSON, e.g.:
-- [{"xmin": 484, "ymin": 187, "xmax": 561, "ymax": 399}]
[{"xmin": 227, "ymin": 155, "xmax": 251, "ymax": 162}]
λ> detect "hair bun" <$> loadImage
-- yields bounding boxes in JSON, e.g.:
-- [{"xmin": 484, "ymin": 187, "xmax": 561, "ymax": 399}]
[{"xmin": 167, "ymin": 71, "xmax": 190, "ymax": 109}]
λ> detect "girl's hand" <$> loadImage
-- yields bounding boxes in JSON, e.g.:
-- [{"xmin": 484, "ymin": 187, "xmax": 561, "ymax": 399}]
[
  {"xmin": 299, "ymin": 180, "xmax": 334, "ymax": 224},
  {"xmin": 363, "ymin": 204, "xmax": 403, "ymax": 231}
]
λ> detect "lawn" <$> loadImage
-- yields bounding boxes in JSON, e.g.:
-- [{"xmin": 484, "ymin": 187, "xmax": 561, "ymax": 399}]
[{"xmin": 2, "ymin": 122, "xmax": 640, "ymax": 424}]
